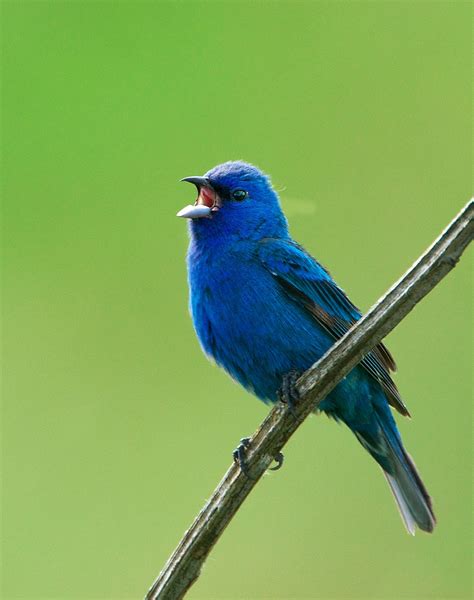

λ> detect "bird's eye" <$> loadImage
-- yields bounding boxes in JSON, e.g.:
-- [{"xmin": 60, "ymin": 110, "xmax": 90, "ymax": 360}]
[{"xmin": 232, "ymin": 189, "xmax": 248, "ymax": 201}]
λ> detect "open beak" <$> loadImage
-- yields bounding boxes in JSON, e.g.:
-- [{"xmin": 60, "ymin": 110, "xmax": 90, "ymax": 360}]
[{"xmin": 177, "ymin": 176, "xmax": 221, "ymax": 219}]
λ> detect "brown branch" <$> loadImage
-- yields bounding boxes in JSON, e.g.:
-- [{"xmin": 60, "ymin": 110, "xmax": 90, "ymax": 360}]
[{"xmin": 145, "ymin": 200, "xmax": 473, "ymax": 600}]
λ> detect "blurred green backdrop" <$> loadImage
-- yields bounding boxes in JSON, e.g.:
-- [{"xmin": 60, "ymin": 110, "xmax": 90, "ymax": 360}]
[{"xmin": 2, "ymin": 1, "xmax": 472, "ymax": 599}]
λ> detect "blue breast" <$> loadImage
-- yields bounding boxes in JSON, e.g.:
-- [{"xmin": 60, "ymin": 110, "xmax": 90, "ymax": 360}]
[{"xmin": 187, "ymin": 238, "xmax": 374, "ymax": 417}]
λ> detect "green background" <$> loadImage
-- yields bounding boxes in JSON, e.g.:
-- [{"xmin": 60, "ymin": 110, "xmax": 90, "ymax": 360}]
[{"xmin": 2, "ymin": 1, "xmax": 472, "ymax": 599}]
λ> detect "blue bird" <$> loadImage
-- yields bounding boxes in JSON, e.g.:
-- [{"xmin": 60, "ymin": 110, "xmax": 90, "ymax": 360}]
[{"xmin": 178, "ymin": 161, "xmax": 436, "ymax": 534}]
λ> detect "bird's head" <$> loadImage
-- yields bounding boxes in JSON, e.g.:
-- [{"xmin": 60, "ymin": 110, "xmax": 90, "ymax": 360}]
[{"xmin": 178, "ymin": 161, "xmax": 288, "ymax": 241}]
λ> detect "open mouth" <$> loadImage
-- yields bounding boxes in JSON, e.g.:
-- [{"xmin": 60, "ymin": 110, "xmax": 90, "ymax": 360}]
[
  {"xmin": 177, "ymin": 176, "xmax": 221, "ymax": 219},
  {"xmin": 196, "ymin": 185, "xmax": 221, "ymax": 212}
]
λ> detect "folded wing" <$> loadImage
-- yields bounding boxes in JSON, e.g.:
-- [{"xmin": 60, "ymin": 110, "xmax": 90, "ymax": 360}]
[{"xmin": 258, "ymin": 237, "xmax": 409, "ymax": 417}]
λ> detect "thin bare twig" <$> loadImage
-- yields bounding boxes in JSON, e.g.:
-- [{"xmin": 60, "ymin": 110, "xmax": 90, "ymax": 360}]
[{"xmin": 146, "ymin": 200, "xmax": 473, "ymax": 600}]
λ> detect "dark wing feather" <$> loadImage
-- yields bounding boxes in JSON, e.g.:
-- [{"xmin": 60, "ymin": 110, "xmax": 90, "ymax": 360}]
[{"xmin": 258, "ymin": 238, "xmax": 409, "ymax": 417}]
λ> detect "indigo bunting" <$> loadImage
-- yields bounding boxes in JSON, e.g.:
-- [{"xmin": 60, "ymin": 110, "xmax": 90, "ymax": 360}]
[{"xmin": 178, "ymin": 161, "xmax": 435, "ymax": 534}]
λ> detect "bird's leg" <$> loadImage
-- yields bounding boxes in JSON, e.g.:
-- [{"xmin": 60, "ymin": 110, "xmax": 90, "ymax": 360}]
[
  {"xmin": 233, "ymin": 437, "xmax": 254, "ymax": 479},
  {"xmin": 233, "ymin": 437, "xmax": 285, "ymax": 477},
  {"xmin": 278, "ymin": 370, "xmax": 302, "ymax": 418}
]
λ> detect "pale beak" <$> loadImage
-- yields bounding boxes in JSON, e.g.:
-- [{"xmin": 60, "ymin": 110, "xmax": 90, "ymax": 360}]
[
  {"xmin": 176, "ymin": 204, "xmax": 212, "ymax": 218},
  {"xmin": 178, "ymin": 176, "xmax": 221, "ymax": 219}
]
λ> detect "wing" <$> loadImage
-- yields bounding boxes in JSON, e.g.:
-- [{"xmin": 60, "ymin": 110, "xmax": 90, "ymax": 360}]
[{"xmin": 258, "ymin": 238, "xmax": 409, "ymax": 417}]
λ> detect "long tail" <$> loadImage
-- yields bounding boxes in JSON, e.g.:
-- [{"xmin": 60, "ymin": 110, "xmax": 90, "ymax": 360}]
[{"xmin": 355, "ymin": 413, "xmax": 436, "ymax": 535}]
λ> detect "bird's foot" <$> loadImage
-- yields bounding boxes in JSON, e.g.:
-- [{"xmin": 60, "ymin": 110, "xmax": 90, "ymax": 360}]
[
  {"xmin": 233, "ymin": 437, "xmax": 285, "ymax": 478},
  {"xmin": 278, "ymin": 370, "xmax": 302, "ymax": 418},
  {"xmin": 269, "ymin": 451, "xmax": 284, "ymax": 471},
  {"xmin": 233, "ymin": 437, "xmax": 254, "ymax": 479}
]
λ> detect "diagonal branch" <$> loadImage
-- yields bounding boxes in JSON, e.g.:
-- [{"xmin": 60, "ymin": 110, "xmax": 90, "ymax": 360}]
[{"xmin": 146, "ymin": 200, "xmax": 473, "ymax": 600}]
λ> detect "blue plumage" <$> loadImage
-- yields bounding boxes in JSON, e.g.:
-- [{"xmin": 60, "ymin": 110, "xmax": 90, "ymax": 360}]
[{"xmin": 179, "ymin": 161, "xmax": 435, "ymax": 534}]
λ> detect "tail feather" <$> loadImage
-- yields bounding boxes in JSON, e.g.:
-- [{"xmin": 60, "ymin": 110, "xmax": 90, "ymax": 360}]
[
  {"xmin": 384, "ymin": 440, "xmax": 436, "ymax": 533},
  {"xmin": 355, "ymin": 415, "xmax": 436, "ymax": 534},
  {"xmin": 384, "ymin": 473, "xmax": 417, "ymax": 535}
]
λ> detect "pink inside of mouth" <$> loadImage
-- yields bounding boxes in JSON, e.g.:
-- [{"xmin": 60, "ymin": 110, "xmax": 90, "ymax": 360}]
[{"xmin": 197, "ymin": 187, "xmax": 215, "ymax": 208}]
